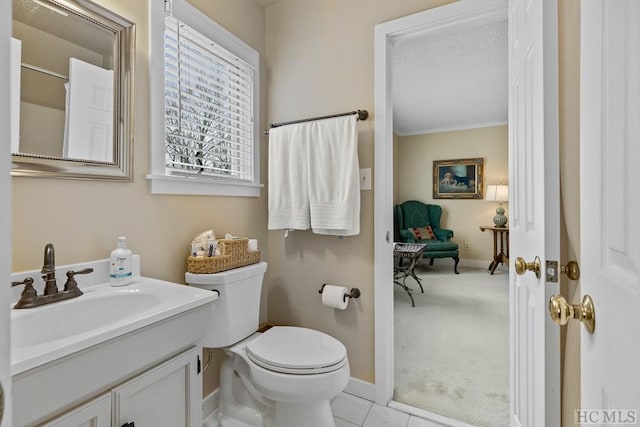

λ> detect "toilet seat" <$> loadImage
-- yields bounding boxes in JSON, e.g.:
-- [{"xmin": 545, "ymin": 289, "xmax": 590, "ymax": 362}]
[{"xmin": 245, "ymin": 326, "xmax": 347, "ymax": 375}]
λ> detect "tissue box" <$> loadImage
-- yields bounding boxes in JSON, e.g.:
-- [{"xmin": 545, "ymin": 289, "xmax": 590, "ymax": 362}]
[{"xmin": 186, "ymin": 238, "xmax": 260, "ymax": 274}]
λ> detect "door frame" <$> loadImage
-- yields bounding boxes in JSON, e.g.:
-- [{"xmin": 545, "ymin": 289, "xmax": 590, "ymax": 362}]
[
  {"xmin": 1, "ymin": 0, "xmax": 13, "ymax": 425},
  {"xmin": 374, "ymin": 0, "xmax": 509, "ymax": 410}
]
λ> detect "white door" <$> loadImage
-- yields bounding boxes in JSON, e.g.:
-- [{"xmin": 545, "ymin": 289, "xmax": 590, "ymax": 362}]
[
  {"xmin": 1, "ymin": 0, "xmax": 13, "ymax": 425},
  {"xmin": 64, "ymin": 57, "xmax": 114, "ymax": 162},
  {"xmin": 580, "ymin": 1, "xmax": 640, "ymax": 423},
  {"xmin": 508, "ymin": 0, "xmax": 561, "ymax": 426}
]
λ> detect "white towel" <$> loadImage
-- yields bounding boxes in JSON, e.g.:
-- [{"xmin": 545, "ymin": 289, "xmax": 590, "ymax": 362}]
[
  {"xmin": 268, "ymin": 123, "xmax": 310, "ymax": 230},
  {"xmin": 308, "ymin": 115, "xmax": 360, "ymax": 236}
]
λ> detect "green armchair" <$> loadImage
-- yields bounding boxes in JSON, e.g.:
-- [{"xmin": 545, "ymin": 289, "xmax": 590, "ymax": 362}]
[{"xmin": 395, "ymin": 200, "xmax": 460, "ymax": 274}]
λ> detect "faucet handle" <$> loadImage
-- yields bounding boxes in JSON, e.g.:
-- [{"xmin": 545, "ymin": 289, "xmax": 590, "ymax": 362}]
[
  {"xmin": 11, "ymin": 277, "xmax": 37, "ymax": 307},
  {"xmin": 64, "ymin": 268, "xmax": 93, "ymax": 292},
  {"xmin": 11, "ymin": 277, "xmax": 35, "ymax": 288}
]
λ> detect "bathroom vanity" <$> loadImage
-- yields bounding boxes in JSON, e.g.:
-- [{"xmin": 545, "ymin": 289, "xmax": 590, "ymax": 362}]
[
  {"xmin": 10, "ymin": 257, "xmax": 217, "ymax": 427},
  {"xmin": 37, "ymin": 347, "xmax": 200, "ymax": 427}
]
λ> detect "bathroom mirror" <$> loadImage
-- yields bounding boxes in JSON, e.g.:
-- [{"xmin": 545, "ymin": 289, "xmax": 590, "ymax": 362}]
[{"xmin": 11, "ymin": 0, "xmax": 135, "ymax": 181}]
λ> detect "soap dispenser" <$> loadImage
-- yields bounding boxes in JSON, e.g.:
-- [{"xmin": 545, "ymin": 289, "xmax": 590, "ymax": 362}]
[{"xmin": 110, "ymin": 236, "xmax": 132, "ymax": 286}]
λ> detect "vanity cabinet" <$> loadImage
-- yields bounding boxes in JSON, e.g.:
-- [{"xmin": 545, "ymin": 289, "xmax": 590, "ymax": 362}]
[
  {"xmin": 41, "ymin": 347, "xmax": 200, "ymax": 427},
  {"xmin": 10, "ymin": 267, "xmax": 216, "ymax": 427},
  {"xmin": 42, "ymin": 394, "xmax": 111, "ymax": 427},
  {"xmin": 113, "ymin": 346, "xmax": 200, "ymax": 427}
]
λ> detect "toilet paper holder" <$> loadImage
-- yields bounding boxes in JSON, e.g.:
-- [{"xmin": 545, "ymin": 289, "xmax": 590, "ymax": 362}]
[{"xmin": 319, "ymin": 284, "xmax": 361, "ymax": 303}]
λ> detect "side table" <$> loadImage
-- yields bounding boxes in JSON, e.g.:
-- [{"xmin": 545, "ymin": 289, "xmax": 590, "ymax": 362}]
[
  {"xmin": 479, "ymin": 225, "xmax": 509, "ymax": 274},
  {"xmin": 393, "ymin": 242, "xmax": 427, "ymax": 307}
]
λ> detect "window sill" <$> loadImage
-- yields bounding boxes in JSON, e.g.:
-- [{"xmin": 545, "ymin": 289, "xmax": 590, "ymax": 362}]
[{"xmin": 146, "ymin": 174, "xmax": 262, "ymax": 197}]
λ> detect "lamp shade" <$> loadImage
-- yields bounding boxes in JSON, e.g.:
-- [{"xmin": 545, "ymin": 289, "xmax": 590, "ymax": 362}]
[{"xmin": 485, "ymin": 184, "xmax": 509, "ymax": 202}]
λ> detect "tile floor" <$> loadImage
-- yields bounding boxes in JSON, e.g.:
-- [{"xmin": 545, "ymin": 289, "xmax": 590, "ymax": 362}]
[
  {"xmin": 330, "ymin": 392, "xmax": 442, "ymax": 427},
  {"xmin": 204, "ymin": 392, "xmax": 444, "ymax": 427}
]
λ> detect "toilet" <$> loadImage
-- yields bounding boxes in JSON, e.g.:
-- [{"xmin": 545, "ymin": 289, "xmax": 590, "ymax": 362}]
[{"xmin": 186, "ymin": 262, "xmax": 350, "ymax": 427}]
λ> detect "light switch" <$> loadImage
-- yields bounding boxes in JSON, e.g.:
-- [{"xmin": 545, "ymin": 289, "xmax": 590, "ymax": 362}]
[{"xmin": 360, "ymin": 168, "xmax": 372, "ymax": 190}]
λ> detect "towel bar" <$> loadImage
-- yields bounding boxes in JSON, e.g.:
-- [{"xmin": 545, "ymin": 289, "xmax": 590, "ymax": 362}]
[{"xmin": 264, "ymin": 110, "xmax": 368, "ymax": 134}]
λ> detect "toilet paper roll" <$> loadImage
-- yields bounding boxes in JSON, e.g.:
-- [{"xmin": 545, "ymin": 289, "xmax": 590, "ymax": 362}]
[
  {"xmin": 321, "ymin": 285, "xmax": 349, "ymax": 310},
  {"xmin": 248, "ymin": 239, "xmax": 258, "ymax": 251}
]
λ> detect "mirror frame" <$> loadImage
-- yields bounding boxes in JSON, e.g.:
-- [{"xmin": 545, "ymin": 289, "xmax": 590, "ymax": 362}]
[{"xmin": 11, "ymin": 0, "xmax": 135, "ymax": 181}]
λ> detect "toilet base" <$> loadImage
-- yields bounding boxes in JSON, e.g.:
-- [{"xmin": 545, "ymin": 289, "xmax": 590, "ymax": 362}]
[
  {"xmin": 218, "ymin": 354, "xmax": 338, "ymax": 427},
  {"xmin": 218, "ymin": 331, "xmax": 348, "ymax": 427},
  {"xmin": 273, "ymin": 401, "xmax": 335, "ymax": 427},
  {"xmin": 219, "ymin": 358, "xmax": 271, "ymax": 427}
]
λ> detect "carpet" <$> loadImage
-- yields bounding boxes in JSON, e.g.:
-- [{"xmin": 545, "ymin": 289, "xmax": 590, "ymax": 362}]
[{"xmin": 393, "ymin": 263, "xmax": 509, "ymax": 427}]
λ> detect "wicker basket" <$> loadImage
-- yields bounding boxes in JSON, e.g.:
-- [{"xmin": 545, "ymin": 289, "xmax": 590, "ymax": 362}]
[{"xmin": 187, "ymin": 238, "xmax": 261, "ymax": 274}]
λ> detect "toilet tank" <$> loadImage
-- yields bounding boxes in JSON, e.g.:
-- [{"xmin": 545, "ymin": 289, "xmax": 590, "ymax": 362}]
[{"xmin": 185, "ymin": 262, "xmax": 267, "ymax": 348}]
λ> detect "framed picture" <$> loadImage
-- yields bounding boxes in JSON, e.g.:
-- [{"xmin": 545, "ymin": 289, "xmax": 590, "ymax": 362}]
[{"xmin": 433, "ymin": 158, "xmax": 484, "ymax": 199}]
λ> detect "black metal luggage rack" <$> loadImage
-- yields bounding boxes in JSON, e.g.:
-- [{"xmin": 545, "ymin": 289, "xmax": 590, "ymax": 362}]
[{"xmin": 393, "ymin": 242, "xmax": 428, "ymax": 307}]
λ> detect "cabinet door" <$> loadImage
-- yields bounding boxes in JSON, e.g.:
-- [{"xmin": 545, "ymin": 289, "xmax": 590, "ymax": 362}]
[
  {"xmin": 42, "ymin": 393, "xmax": 111, "ymax": 427},
  {"xmin": 112, "ymin": 346, "xmax": 201, "ymax": 427}
]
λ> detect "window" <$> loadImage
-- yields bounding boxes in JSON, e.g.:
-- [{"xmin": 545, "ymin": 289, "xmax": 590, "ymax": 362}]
[{"xmin": 148, "ymin": 0, "xmax": 261, "ymax": 196}]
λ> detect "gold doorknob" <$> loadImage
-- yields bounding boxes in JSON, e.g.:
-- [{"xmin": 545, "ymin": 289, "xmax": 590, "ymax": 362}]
[
  {"xmin": 561, "ymin": 261, "xmax": 580, "ymax": 281},
  {"xmin": 514, "ymin": 256, "xmax": 541, "ymax": 279},
  {"xmin": 549, "ymin": 294, "xmax": 595, "ymax": 334}
]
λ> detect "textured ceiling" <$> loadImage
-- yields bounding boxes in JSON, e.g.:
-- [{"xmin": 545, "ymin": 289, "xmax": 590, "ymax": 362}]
[{"xmin": 392, "ymin": 19, "xmax": 508, "ymax": 136}]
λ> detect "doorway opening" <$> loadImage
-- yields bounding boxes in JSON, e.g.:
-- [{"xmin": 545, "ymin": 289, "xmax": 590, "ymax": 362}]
[{"xmin": 374, "ymin": 1, "xmax": 511, "ymax": 425}]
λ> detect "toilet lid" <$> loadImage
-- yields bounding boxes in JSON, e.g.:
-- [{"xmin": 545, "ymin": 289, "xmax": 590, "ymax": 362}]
[{"xmin": 245, "ymin": 326, "xmax": 347, "ymax": 375}]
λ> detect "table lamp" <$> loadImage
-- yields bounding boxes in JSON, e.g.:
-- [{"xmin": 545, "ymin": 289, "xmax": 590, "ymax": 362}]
[{"xmin": 486, "ymin": 184, "xmax": 509, "ymax": 227}]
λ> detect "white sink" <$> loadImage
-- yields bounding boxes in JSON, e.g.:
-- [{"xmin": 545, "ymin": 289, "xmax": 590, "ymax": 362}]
[
  {"xmin": 10, "ymin": 257, "xmax": 218, "ymax": 375},
  {"xmin": 12, "ymin": 291, "xmax": 160, "ymax": 348},
  {"xmin": 10, "ymin": 256, "xmax": 218, "ymax": 426}
]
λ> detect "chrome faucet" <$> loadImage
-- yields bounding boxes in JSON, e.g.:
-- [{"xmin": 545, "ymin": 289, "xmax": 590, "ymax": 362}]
[{"xmin": 11, "ymin": 243, "xmax": 93, "ymax": 309}]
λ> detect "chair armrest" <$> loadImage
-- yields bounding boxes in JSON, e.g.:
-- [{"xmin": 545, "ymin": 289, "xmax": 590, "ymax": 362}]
[
  {"xmin": 433, "ymin": 228, "xmax": 454, "ymax": 241},
  {"xmin": 399, "ymin": 229, "xmax": 416, "ymax": 243}
]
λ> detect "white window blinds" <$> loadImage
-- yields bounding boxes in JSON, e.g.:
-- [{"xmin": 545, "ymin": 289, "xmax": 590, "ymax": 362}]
[{"xmin": 164, "ymin": 15, "xmax": 255, "ymax": 181}]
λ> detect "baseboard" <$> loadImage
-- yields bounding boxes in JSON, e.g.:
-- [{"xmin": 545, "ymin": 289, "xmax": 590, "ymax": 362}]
[
  {"xmin": 423, "ymin": 258, "xmax": 493, "ymax": 270},
  {"xmin": 389, "ymin": 400, "xmax": 476, "ymax": 427},
  {"xmin": 344, "ymin": 377, "xmax": 375, "ymax": 402},
  {"xmin": 202, "ymin": 388, "xmax": 219, "ymax": 419},
  {"xmin": 457, "ymin": 258, "xmax": 488, "ymax": 269},
  {"xmin": 457, "ymin": 258, "xmax": 508, "ymax": 272}
]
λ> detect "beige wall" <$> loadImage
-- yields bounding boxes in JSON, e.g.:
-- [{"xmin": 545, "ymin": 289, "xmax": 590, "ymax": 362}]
[
  {"xmin": 264, "ymin": 0, "xmax": 576, "ymax": 393},
  {"xmin": 10, "ymin": 0, "xmax": 581, "ymax": 409},
  {"xmin": 264, "ymin": 0, "xmax": 455, "ymax": 384},
  {"xmin": 396, "ymin": 126, "xmax": 508, "ymax": 264},
  {"xmin": 558, "ymin": 0, "xmax": 581, "ymax": 425},
  {"xmin": 19, "ymin": 103, "xmax": 65, "ymax": 156},
  {"xmin": 11, "ymin": 0, "xmax": 266, "ymax": 396}
]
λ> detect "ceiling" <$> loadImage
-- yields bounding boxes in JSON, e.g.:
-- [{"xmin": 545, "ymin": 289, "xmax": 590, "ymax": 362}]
[
  {"xmin": 13, "ymin": 0, "xmax": 115, "ymax": 56},
  {"xmin": 392, "ymin": 19, "xmax": 508, "ymax": 136}
]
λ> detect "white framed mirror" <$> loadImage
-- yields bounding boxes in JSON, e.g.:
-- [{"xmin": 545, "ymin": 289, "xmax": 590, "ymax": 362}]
[{"xmin": 11, "ymin": 0, "xmax": 135, "ymax": 181}]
